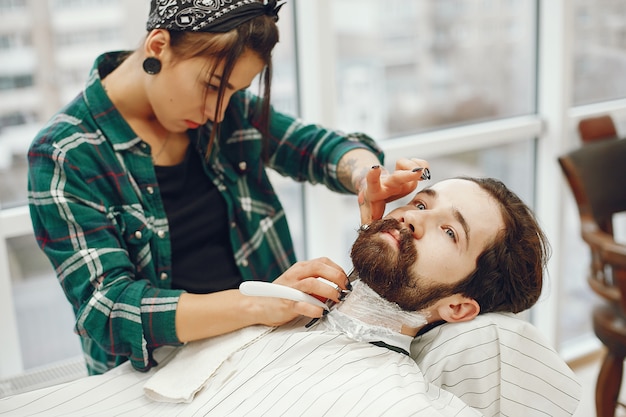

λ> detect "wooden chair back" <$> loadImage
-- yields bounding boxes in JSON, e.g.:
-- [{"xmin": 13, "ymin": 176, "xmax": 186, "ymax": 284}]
[
  {"xmin": 558, "ymin": 138, "xmax": 626, "ymax": 302},
  {"xmin": 558, "ymin": 134, "xmax": 626, "ymax": 417},
  {"xmin": 577, "ymin": 115, "xmax": 618, "ymax": 144}
]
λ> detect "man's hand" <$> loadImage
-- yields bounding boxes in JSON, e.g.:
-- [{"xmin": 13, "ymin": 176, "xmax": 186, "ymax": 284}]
[{"xmin": 357, "ymin": 158, "xmax": 430, "ymax": 224}]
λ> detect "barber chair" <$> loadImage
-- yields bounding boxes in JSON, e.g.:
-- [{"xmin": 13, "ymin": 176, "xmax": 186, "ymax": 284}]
[
  {"xmin": 558, "ymin": 123, "xmax": 626, "ymax": 417},
  {"xmin": 577, "ymin": 114, "xmax": 618, "ymax": 144}
]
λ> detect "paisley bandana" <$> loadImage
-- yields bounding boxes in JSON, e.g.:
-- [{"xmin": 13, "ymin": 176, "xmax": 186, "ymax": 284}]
[{"xmin": 146, "ymin": 0, "xmax": 284, "ymax": 33}]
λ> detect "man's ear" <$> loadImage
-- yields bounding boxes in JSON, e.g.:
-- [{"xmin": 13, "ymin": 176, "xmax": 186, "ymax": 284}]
[{"xmin": 434, "ymin": 294, "xmax": 480, "ymax": 323}]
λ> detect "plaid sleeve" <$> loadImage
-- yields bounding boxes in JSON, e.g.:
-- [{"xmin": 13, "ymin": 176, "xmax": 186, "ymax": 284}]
[
  {"xmin": 28, "ymin": 128, "xmax": 183, "ymax": 373},
  {"xmin": 242, "ymin": 92, "xmax": 385, "ymax": 194}
]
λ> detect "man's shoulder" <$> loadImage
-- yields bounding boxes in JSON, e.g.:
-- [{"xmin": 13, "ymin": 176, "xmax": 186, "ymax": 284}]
[{"xmin": 410, "ymin": 312, "xmax": 582, "ymax": 417}]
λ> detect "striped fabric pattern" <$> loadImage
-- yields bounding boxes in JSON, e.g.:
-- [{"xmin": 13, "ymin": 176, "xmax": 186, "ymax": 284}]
[
  {"xmin": 411, "ymin": 313, "xmax": 582, "ymax": 417},
  {"xmin": 0, "ymin": 323, "xmax": 483, "ymax": 417},
  {"xmin": 176, "ymin": 328, "xmax": 483, "ymax": 416},
  {"xmin": 0, "ymin": 315, "xmax": 581, "ymax": 416}
]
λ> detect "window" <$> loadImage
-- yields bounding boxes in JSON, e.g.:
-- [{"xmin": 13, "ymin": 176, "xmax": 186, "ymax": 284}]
[
  {"xmin": 329, "ymin": 0, "xmax": 536, "ymax": 139},
  {"xmin": 0, "ymin": 74, "xmax": 34, "ymax": 90},
  {"xmin": 9, "ymin": 235, "xmax": 83, "ymax": 369},
  {"xmin": 51, "ymin": 0, "xmax": 117, "ymax": 9},
  {"xmin": 573, "ymin": 0, "xmax": 626, "ymax": 104},
  {"xmin": 0, "ymin": 33, "xmax": 31, "ymax": 50},
  {"xmin": 55, "ymin": 28, "xmax": 121, "ymax": 47},
  {"xmin": 0, "ymin": 0, "xmax": 26, "ymax": 12}
]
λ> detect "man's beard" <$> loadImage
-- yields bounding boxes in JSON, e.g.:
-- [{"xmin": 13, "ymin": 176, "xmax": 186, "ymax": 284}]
[{"xmin": 350, "ymin": 218, "xmax": 461, "ymax": 311}]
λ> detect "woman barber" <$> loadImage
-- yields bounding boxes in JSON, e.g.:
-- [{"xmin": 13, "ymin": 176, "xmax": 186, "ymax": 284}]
[{"xmin": 27, "ymin": 0, "xmax": 426, "ymax": 374}]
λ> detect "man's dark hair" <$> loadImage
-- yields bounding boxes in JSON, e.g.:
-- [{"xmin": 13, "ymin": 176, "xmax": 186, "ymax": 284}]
[{"xmin": 453, "ymin": 176, "xmax": 550, "ymax": 314}]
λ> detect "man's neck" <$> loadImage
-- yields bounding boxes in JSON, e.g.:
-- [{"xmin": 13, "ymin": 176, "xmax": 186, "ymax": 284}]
[{"xmin": 335, "ymin": 280, "xmax": 428, "ymax": 337}]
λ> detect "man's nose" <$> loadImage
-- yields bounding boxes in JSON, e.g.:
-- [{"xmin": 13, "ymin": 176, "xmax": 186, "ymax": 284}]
[{"xmin": 398, "ymin": 209, "xmax": 426, "ymax": 239}]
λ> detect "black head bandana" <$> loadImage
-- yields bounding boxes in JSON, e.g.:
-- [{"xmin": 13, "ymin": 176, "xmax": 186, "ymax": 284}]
[{"xmin": 146, "ymin": 0, "xmax": 284, "ymax": 33}]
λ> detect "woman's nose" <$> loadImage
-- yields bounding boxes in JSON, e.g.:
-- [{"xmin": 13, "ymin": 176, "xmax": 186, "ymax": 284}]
[
  {"xmin": 205, "ymin": 95, "xmax": 230, "ymax": 124},
  {"xmin": 206, "ymin": 105, "xmax": 226, "ymax": 124}
]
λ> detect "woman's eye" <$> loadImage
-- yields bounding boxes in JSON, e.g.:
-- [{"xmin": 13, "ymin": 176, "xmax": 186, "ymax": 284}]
[
  {"xmin": 444, "ymin": 228, "xmax": 456, "ymax": 241},
  {"xmin": 206, "ymin": 83, "xmax": 219, "ymax": 92}
]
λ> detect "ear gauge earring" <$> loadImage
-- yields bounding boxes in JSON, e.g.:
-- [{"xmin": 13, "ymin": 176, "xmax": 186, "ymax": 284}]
[{"xmin": 142, "ymin": 57, "xmax": 162, "ymax": 75}]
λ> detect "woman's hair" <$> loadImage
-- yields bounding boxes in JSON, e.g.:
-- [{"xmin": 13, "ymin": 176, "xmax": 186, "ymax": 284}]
[
  {"xmin": 167, "ymin": 13, "xmax": 279, "ymax": 157},
  {"xmin": 453, "ymin": 176, "xmax": 551, "ymax": 314}
]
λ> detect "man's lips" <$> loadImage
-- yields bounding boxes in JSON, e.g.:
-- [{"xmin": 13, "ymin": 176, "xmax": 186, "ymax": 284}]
[
  {"xmin": 185, "ymin": 120, "xmax": 201, "ymax": 129},
  {"xmin": 380, "ymin": 229, "xmax": 401, "ymax": 248}
]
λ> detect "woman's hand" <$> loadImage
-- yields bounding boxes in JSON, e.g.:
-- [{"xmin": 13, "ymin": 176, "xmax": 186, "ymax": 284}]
[
  {"xmin": 262, "ymin": 257, "xmax": 349, "ymax": 322},
  {"xmin": 357, "ymin": 158, "xmax": 430, "ymax": 224},
  {"xmin": 176, "ymin": 258, "xmax": 348, "ymax": 342}
]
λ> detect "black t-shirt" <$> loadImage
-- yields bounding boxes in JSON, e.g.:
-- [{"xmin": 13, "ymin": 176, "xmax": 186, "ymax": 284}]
[{"xmin": 155, "ymin": 148, "xmax": 241, "ymax": 293}]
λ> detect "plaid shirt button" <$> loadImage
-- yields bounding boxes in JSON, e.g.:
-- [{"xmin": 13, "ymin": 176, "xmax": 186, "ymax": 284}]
[
  {"xmin": 134, "ymin": 230, "xmax": 142, "ymax": 239},
  {"xmin": 160, "ymin": 272, "xmax": 168, "ymax": 281}
]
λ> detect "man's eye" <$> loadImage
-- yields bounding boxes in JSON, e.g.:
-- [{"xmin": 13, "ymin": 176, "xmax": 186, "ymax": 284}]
[
  {"xmin": 445, "ymin": 228, "xmax": 456, "ymax": 241},
  {"xmin": 415, "ymin": 202, "xmax": 426, "ymax": 210}
]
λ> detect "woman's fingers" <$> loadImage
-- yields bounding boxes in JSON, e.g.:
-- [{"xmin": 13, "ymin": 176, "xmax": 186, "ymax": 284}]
[
  {"xmin": 274, "ymin": 258, "xmax": 348, "ymax": 303},
  {"xmin": 395, "ymin": 157, "xmax": 429, "ymax": 171},
  {"xmin": 291, "ymin": 301, "xmax": 326, "ymax": 319},
  {"xmin": 365, "ymin": 165, "xmax": 383, "ymax": 194}
]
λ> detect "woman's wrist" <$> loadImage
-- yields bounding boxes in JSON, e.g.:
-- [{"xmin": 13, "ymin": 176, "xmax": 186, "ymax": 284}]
[{"xmin": 338, "ymin": 148, "xmax": 383, "ymax": 194}]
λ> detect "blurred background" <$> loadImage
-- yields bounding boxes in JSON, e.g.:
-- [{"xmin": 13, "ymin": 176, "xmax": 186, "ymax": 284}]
[{"xmin": 0, "ymin": 0, "xmax": 625, "ymax": 391}]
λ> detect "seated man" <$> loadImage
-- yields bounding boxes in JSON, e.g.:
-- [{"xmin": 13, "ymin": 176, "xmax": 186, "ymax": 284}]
[
  {"xmin": 140, "ymin": 176, "xmax": 578, "ymax": 415},
  {"xmin": 2, "ymin": 177, "xmax": 580, "ymax": 417}
]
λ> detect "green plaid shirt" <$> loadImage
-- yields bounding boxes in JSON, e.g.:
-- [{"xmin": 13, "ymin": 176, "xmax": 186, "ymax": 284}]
[{"xmin": 27, "ymin": 52, "xmax": 383, "ymax": 374}]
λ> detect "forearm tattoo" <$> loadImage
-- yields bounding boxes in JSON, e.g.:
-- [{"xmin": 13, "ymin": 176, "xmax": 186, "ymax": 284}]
[{"xmin": 337, "ymin": 155, "xmax": 369, "ymax": 194}]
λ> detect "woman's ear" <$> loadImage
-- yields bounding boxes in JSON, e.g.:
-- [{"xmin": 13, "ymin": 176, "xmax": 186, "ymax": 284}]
[
  {"xmin": 144, "ymin": 29, "xmax": 170, "ymax": 58},
  {"xmin": 434, "ymin": 294, "xmax": 480, "ymax": 323}
]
